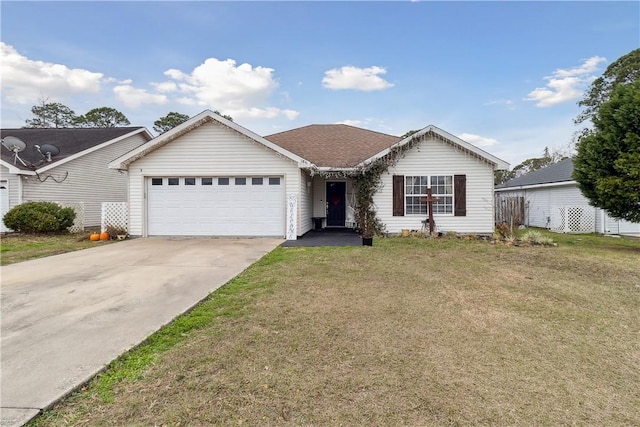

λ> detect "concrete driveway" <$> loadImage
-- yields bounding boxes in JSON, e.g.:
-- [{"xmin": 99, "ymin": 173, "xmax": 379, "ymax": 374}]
[{"xmin": 0, "ymin": 237, "xmax": 282, "ymax": 427}]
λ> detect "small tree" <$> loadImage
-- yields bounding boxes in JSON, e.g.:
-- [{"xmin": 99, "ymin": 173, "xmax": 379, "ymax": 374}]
[
  {"xmin": 575, "ymin": 48, "xmax": 640, "ymax": 125},
  {"xmin": 573, "ymin": 80, "xmax": 640, "ymax": 222},
  {"xmin": 24, "ymin": 101, "xmax": 77, "ymax": 128},
  {"xmin": 3, "ymin": 201, "xmax": 76, "ymax": 233},
  {"xmin": 153, "ymin": 112, "xmax": 190, "ymax": 134},
  {"xmin": 214, "ymin": 110, "xmax": 233, "ymax": 122},
  {"xmin": 75, "ymin": 107, "xmax": 130, "ymax": 127}
]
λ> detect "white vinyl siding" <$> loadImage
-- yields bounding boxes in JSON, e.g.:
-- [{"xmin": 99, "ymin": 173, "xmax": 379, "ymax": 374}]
[
  {"xmin": 376, "ymin": 136, "xmax": 496, "ymax": 234},
  {"xmin": 17, "ymin": 133, "xmax": 148, "ymax": 226},
  {"xmin": 0, "ymin": 165, "xmax": 21, "ymax": 211},
  {"xmin": 496, "ymin": 183, "xmax": 639, "ymax": 236},
  {"xmin": 498, "ymin": 185, "xmax": 590, "ymax": 229},
  {"xmin": 299, "ymin": 170, "xmax": 313, "ymax": 235},
  {"xmin": 127, "ymin": 121, "xmax": 301, "ymax": 237},
  {"xmin": 312, "ymin": 176, "xmax": 327, "ymax": 218}
]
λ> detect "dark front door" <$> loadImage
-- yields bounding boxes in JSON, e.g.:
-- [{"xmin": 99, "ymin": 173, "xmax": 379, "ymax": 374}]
[{"xmin": 326, "ymin": 181, "xmax": 346, "ymax": 227}]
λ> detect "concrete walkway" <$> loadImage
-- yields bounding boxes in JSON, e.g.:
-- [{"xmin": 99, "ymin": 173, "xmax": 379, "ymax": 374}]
[
  {"xmin": 0, "ymin": 237, "xmax": 282, "ymax": 427},
  {"xmin": 280, "ymin": 228, "xmax": 363, "ymax": 247}
]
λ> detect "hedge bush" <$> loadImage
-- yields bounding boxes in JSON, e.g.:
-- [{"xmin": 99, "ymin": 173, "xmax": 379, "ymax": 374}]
[{"xmin": 3, "ymin": 201, "xmax": 76, "ymax": 233}]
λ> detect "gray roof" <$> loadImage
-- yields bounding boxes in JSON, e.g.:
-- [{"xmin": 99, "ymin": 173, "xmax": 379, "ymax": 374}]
[
  {"xmin": 497, "ymin": 157, "xmax": 574, "ymax": 188},
  {"xmin": 1, "ymin": 127, "xmax": 145, "ymax": 171}
]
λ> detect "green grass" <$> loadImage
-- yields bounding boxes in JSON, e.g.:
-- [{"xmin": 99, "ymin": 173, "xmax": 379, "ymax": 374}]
[
  {"xmin": 0, "ymin": 231, "xmax": 114, "ymax": 266},
  {"xmin": 28, "ymin": 233, "xmax": 640, "ymax": 426}
]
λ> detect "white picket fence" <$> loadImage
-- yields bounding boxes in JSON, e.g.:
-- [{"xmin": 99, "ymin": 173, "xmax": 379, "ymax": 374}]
[{"xmin": 101, "ymin": 202, "xmax": 128, "ymax": 233}]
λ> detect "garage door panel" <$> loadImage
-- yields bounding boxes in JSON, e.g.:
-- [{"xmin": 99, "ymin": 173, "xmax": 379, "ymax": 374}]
[{"xmin": 147, "ymin": 176, "xmax": 284, "ymax": 236}]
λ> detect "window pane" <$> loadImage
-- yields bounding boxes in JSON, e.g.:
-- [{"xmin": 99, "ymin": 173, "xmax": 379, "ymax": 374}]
[
  {"xmin": 405, "ymin": 176, "xmax": 429, "ymax": 214},
  {"xmin": 218, "ymin": 177, "xmax": 229, "ymax": 185},
  {"xmin": 252, "ymin": 177, "xmax": 263, "ymax": 185},
  {"xmin": 431, "ymin": 176, "xmax": 453, "ymax": 215},
  {"xmin": 185, "ymin": 178, "xmax": 196, "ymax": 185},
  {"xmin": 168, "ymin": 178, "xmax": 179, "ymax": 185},
  {"xmin": 202, "ymin": 178, "xmax": 213, "ymax": 185},
  {"xmin": 235, "ymin": 177, "xmax": 246, "ymax": 185},
  {"xmin": 151, "ymin": 178, "xmax": 162, "ymax": 186},
  {"xmin": 269, "ymin": 177, "xmax": 280, "ymax": 185}
]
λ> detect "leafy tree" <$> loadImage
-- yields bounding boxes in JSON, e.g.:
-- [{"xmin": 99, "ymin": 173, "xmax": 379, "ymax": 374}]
[
  {"xmin": 494, "ymin": 169, "xmax": 516, "ymax": 185},
  {"xmin": 575, "ymin": 48, "xmax": 640, "ymax": 125},
  {"xmin": 214, "ymin": 110, "xmax": 233, "ymax": 122},
  {"xmin": 573, "ymin": 80, "xmax": 640, "ymax": 222},
  {"xmin": 153, "ymin": 112, "xmax": 190, "ymax": 134},
  {"xmin": 401, "ymin": 129, "xmax": 419, "ymax": 138},
  {"xmin": 75, "ymin": 107, "xmax": 130, "ymax": 127},
  {"xmin": 495, "ymin": 147, "xmax": 568, "ymax": 185},
  {"xmin": 24, "ymin": 101, "xmax": 77, "ymax": 128}
]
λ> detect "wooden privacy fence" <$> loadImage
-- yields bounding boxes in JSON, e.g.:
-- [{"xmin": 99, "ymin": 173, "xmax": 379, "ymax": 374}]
[{"xmin": 495, "ymin": 195, "xmax": 525, "ymax": 227}]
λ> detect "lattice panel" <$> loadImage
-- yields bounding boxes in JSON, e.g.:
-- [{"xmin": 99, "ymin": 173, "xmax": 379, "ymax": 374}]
[
  {"xmin": 57, "ymin": 202, "xmax": 85, "ymax": 233},
  {"xmin": 102, "ymin": 202, "xmax": 128, "ymax": 233},
  {"xmin": 550, "ymin": 205, "xmax": 595, "ymax": 233}
]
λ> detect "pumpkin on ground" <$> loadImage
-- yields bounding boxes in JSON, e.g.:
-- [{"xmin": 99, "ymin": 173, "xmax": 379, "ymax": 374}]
[
  {"xmin": 99, "ymin": 231, "xmax": 110, "ymax": 241},
  {"xmin": 89, "ymin": 233, "xmax": 100, "ymax": 241}
]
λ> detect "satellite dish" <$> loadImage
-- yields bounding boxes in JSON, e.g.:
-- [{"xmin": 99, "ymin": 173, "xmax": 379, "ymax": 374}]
[
  {"xmin": 1, "ymin": 136, "xmax": 26, "ymax": 153},
  {"xmin": 36, "ymin": 144, "xmax": 60, "ymax": 162},
  {"xmin": 1, "ymin": 136, "xmax": 28, "ymax": 166}
]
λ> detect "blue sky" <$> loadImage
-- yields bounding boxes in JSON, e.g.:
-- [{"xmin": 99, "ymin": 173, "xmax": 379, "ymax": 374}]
[{"xmin": 1, "ymin": 1, "xmax": 638, "ymax": 166}]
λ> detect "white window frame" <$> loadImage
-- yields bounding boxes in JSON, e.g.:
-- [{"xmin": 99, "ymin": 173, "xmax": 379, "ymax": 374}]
[{"xmin": 405, "ymin": 175, "xmax": 454, "ymax": 216}]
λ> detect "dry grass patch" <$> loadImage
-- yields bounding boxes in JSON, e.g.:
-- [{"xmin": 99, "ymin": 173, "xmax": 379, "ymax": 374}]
[
  {"xmin": 0, "ymin": 231, "xmax": 111, "ymax": 266},
  {"xmin": 33, "ymin": 236, "xmax": 640, "ymax": 426}
]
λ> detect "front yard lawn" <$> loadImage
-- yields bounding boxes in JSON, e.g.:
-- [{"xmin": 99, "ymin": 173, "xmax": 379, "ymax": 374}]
[
  {"xmin": 31, "ymin": 233, "xmax": 640, "ymax": 426},
  {"xmin": 0, "ymin": 232, "xmax": 112, "ymax": 266}
]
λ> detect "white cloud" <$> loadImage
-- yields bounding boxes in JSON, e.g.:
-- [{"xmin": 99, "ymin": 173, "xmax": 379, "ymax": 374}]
[
  {"xmin": 225, "ymin": 107, "xmax": 299, "ymax": 120},
  {"xmin": 113, "ymin": 84, "xmax": 168, "ymax": 108},
  {"xmin": 0, "ymin": 44, "xmax": 296, "ymax": 121},
  {"xmin": 486, "ymin": 99, "xmax": 515, "ymax": 109},
  {"xmin": 525, "ymin": 56, "xmax": 606, "ymax": 107},
  {"xmin": 161, "ymin": 58, "xmax": 297, "ymax": 120},
  {"xmin": 335, "ymin": 119, "xmax": 364, "ymax": 127},
  {"xmin": 458, "ymin": 133, "xmax": 499, "ymax": 147},
  {"xmin": 151, "ymin": 81, "xmax": 178, "ymax": 93},
  {"xmin": 0, "ymin": 42, "xmax": 104, "ymax": 104},
  {"xmin": 322, "ymin": 66, "xmax": 394, "ymax": 91}
]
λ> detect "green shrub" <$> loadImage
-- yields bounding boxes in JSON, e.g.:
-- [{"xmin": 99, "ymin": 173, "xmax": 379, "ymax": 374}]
[{"xmin": 3, "ymin": 201, "xmax": 76, "ymax": 233}]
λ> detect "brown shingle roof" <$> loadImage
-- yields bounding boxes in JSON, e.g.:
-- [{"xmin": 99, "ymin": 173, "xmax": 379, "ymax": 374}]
[{"xmin": 265, "ymin": 124, "xmax": 401, "ymax": 168}]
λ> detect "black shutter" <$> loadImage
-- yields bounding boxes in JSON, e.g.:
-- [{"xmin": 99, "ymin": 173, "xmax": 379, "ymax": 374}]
[
  {"xmin": 454, "ymin": 174, "xmax": 466, "ymax": 216},
  {"xmin": 393, "ymin": 175, "xmax": 404, "ymax": 216}
]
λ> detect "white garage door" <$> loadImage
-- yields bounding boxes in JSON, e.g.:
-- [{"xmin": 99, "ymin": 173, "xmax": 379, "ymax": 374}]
[{"xmin": 147, "ymin": 176, "xmax": 285, "ymax": 236}]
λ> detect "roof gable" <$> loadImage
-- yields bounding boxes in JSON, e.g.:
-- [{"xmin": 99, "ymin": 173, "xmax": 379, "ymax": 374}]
[
  {"xmin": 110, "ymin": 110, "xmax": 309, "ymax": 170},
  {"xmin": 497, "ymin": 157, "xmax": 574, "ymax": 189},
  {"xmin": 1, "ymin": 127, "xmax": 150, "ymax": 172},
  {"xmin": 265, "ymin": 124, "xmax": 402, "ymax": 168},
  {"xmin": 360, "ymin": 125, "xmax": 509, "ymax": 170}
]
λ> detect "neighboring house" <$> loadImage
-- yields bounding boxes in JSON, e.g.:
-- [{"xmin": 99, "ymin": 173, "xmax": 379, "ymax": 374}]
[
  {"xmin": 109, "ymin": 110, "xmax": 509, "ymax": 239},
  {"xmin": 1, "ymin": 127, "xmax": 152, "ymax": 232},
  {"xmin": 495, "ymin": 157, "xmax": 640, "ymax": 237}
]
